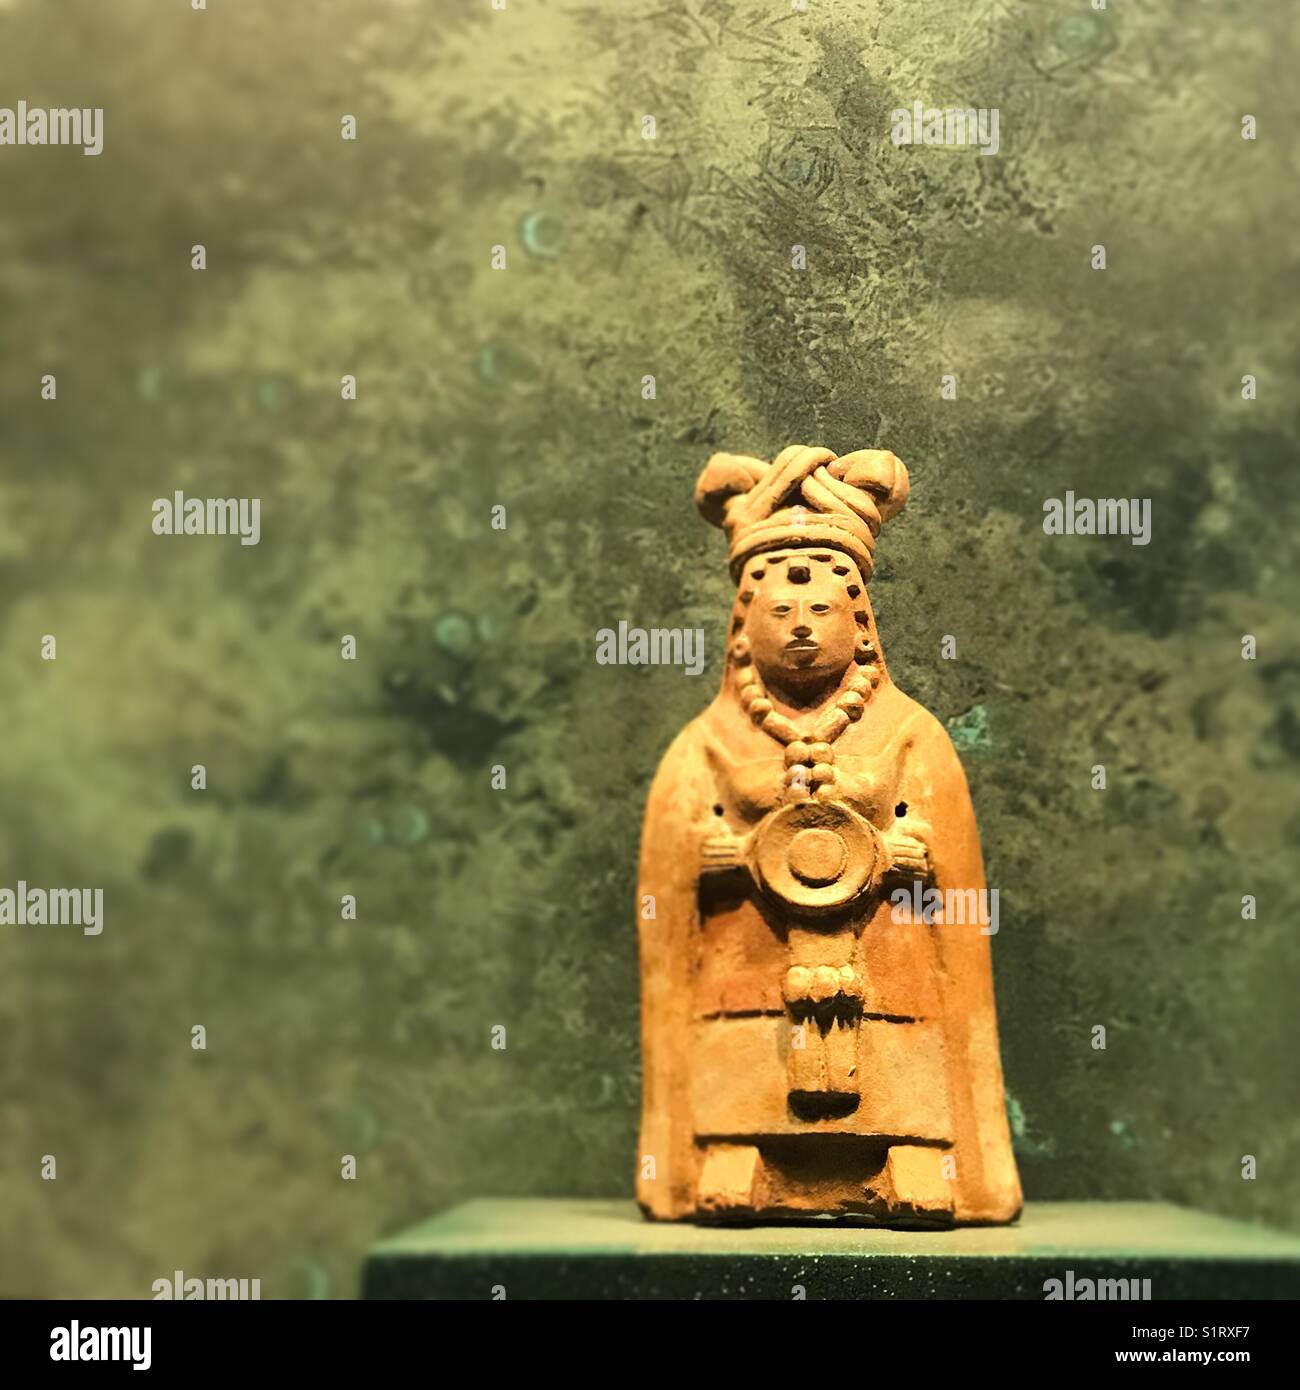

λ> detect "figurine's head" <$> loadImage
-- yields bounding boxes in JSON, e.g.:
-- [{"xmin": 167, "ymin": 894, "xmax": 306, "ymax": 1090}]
[
  {"xmin": 695, "ymin": 444, "xmax": 907, "ymax": 702},
  {"xmin": 739, "ymin": 550, "xmax": 869, "ymax": 695}
]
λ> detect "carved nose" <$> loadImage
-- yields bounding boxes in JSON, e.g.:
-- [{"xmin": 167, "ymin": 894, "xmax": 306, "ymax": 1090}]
[{"xmin": 792, "ymin": 623, "xmax": 812, "ymax": 637}]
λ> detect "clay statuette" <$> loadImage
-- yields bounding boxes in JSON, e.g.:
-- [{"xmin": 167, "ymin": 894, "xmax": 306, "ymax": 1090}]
[{"xmin": 636, "ymin": 445, "xmax": 1022, "ymax": 1226}]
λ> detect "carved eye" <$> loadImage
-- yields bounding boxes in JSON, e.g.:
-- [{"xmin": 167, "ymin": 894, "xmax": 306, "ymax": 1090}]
[
  {"xmin": 772, "ymin": 604, "xmax": 792, "ymax": 616},
  {"xmin": 811, "ymin": 603, "xmax": 830, "ymax": 614}
]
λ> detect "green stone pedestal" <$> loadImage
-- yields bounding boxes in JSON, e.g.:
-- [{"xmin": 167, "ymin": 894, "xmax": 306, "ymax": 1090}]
[{"xmin": 363, "ymin": 1199, "xmax": 1300, "ymax": 1300}]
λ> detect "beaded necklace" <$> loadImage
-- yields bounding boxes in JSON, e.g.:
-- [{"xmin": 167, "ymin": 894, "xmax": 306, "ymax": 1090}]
[{"xmin": 730, "ymin": 631, "xmax": 882, "ymax": 798}]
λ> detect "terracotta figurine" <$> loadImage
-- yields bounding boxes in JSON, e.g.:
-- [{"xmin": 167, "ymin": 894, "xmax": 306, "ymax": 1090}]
[{"xmin": 636, "ymin": 445, "xmax": 1022, "ymax": 1225}]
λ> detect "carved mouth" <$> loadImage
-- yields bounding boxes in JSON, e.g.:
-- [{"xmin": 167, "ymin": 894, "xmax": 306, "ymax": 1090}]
[{"xmin": 786, "ymin": 639, "xmax": 819, "ymax": 652}]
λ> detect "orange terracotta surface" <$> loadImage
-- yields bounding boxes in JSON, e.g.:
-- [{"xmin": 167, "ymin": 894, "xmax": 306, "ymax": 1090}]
[{"xmin": 636, "ymin": 445, "xmax": 1023, "ymax": 1226}]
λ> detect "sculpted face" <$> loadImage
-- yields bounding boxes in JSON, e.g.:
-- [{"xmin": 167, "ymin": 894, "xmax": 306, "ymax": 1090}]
[{"xmin": 744, "ymin": 551, "xmax": 862, "ymax": 695}]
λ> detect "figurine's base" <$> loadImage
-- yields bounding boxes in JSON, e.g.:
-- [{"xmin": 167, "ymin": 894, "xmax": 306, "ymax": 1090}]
[{"xmin": 362, "ymin": 1199, "xmax": 1300, "ymax": 1300}]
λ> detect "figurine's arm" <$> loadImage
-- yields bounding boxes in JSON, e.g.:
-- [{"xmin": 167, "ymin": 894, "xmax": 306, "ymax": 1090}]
[
  {"xmin": 880, "ymin": 744, "xmax": 935, "ymax": 883},
  {"xmin": 888, "ymin": 710, "xmax": 983, "ymax": 896}
]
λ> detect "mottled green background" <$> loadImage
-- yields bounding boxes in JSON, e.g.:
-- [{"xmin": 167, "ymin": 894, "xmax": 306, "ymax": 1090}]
[{"xmin": 1, "ymin": 0, "xmax": 1296, "ymax": 1298}]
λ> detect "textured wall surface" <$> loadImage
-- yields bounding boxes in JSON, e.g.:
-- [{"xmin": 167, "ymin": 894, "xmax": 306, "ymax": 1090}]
[{"xmin": 0, "ymin": 0, "xmax": 1296, "ymax": 1297}]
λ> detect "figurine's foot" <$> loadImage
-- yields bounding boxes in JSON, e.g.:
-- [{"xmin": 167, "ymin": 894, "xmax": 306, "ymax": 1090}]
[
  {"xmin": 695, "ymin": 1143, "xmax": 766, "ymax": 1216},
  {"xmin": 863, "ymin": 1144, "xmax": 955, "ymax": 1226}
]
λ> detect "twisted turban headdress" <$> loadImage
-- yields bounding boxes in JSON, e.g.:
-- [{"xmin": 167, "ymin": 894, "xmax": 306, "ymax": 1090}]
[{"xmin": 694, "ymin": 445, "xmax": 910, "ymax": 583}]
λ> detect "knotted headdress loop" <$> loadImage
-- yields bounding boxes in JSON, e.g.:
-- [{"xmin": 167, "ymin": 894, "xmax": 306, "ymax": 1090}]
[{"xmin": 694, "ymin": 444, "xmax": 910, "ymax": 583}]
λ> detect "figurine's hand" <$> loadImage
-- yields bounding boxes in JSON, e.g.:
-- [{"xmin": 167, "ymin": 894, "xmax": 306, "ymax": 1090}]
[
  {"xmin": 882, "ymin": 822, "xmax": 931, "ymax": 881},
  {"xmin": 701, "ymin": 830, "xmax": 747, "ymax": 874}
]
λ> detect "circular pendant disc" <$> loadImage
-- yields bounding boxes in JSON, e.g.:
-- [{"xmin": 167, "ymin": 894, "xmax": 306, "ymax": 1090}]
[{"xmin": 749, "ymin": 800, "xmax": 882, "ymax": 914}]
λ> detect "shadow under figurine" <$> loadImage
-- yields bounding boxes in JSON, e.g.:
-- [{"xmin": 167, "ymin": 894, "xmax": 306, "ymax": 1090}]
[{"xmin": 636, "ymin": 444, "xmax": 1022, "ymax": 1227}]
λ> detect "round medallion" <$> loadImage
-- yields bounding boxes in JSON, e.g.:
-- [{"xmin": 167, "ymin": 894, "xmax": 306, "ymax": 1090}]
[
  {"xmin": 749, "ymin": 800, "xmax": 882, "ymax": 915},
  {"xmin": 787, "ymin": 828, "xmax": 845, "ymax": 885}
]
